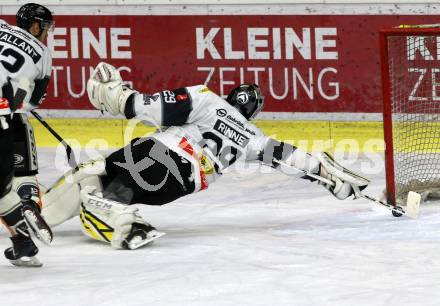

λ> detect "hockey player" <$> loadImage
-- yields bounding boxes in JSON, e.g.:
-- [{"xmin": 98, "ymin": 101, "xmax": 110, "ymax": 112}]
[
  {"xmin": 40, "ymin": 62, "xmax": 369, "ymax": 250},
  {"xmin": 0, "ymin": 3, "xmax": 54, "ymax": 266}
]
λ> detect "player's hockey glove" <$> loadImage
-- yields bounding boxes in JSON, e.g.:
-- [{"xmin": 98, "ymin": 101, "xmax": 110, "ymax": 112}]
[
  {"xmin": 317, "ymin": 152, "xmax": 369, "ymax": 200},
  {"xmin": 87, "ymin": 62, "xmax": 137, "ymax": 116},
  {"xmin": 0, "ymin": 98, "xmax": 11, "ymax": 129}
]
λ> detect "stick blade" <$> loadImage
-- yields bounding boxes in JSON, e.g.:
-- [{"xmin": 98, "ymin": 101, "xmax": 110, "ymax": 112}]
[{"xmin": 405, "ymin": 191, "xmax": 421, "ymax": 218}]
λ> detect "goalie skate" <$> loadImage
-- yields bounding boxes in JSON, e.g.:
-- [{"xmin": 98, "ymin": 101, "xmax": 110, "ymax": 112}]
[{"xmin": 122, "ymin": 223, "xmax": 166, "ymax": 250}]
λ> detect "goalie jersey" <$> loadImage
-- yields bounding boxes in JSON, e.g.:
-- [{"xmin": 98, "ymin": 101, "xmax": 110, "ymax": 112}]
[
  {"xmin": 0, "ymin": 19, "xmax": 52, "ymax": 112},
  {"xmin": 124, "ymin": 85, "xmax": 318, "ymax": 187},
  {"xmin": 125, "ymin": 85, "xmax": 269, "ymax": 171}
]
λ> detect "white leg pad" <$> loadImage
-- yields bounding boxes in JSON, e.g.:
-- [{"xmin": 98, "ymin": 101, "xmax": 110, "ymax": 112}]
[
  {"xmin": 41, "ymin": 158, "xmax": 106, "ymax": 227},
  {"xmin": 41, "ymin": 182, "xmax": 81, "ymax": 227},
  {"xmin": 79, "ymin": 186, "xmax": 139, "ymax": 248},
  {"xmin": 53, "ymin": 158, "xmax": 106, "ymax": 186}
]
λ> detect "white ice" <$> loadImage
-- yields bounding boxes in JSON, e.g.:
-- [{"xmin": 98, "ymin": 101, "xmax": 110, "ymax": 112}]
[{"xmin": 1, "ymin": 148, "xmax": 440, "ymax": 306}]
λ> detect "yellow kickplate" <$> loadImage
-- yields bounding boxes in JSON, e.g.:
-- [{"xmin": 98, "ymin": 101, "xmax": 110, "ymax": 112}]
[{"xmin": 30, "ymin": 118, "xmax": 385, "ymax": 153}]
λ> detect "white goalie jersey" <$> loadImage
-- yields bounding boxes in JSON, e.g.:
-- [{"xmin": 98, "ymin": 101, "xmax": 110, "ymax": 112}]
[
  {"xmin": 124, "ymin": 84, "xmax": 319, "ymax": 181},
  {"xmin": 0, "ymin": 19, "xmax": 52, "ymax": 112}
]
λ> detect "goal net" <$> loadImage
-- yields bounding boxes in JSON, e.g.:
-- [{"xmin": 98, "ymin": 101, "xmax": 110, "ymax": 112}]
[{"xmin": 380, "ymin": 26, "xmax": 440, "ymax": 205}]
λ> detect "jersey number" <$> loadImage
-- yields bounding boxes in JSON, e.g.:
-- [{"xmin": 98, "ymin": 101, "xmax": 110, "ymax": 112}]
[
  {"xmin": 0, "ymin": 45, "xmax": 25, "ymax": 73},
  {"xmin": 201, "ymin": 132, "xmax": 242, "ymax": 167}
]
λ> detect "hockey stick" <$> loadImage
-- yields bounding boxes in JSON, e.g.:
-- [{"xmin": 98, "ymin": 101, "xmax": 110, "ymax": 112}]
[
  {"xmin": 273, "ymin": 158, "xmax": 421, "ymax": 218},
  {"xmin": 398, "ymin": 23, "xmax": 440, "ymax": 28},
  {"xmin": 30, "ymin": 110, "xmax": 78, "ymax": 168}
]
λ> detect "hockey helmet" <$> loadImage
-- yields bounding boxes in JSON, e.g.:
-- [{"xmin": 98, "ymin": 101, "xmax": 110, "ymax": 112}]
[
  {"xmin": 16, "ymin": 3, "xmax": 54, "ymax": 34},
  {"xmin": 226, "ymin": 84, "xmax": 264, "ymax": 120}
]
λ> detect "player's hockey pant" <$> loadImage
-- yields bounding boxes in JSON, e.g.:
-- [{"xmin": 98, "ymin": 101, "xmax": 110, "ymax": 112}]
[
  {"xmin": 104, "ymin": 137, "xmax": 195, "ymax": 206},
  {"xmin": 10, "ymin": 114, "xmax": 41, "ymax": 208},
  {"xmin": 0, "ymin": 116, "xmax": 14, "ymax": 199},
  {"xmin": 0, "ymin": 115, "xmax": 28, "ymax": 231},
  {"xmin": 12, "ymin": 114, "xmax": 38, "ymax": 177}
]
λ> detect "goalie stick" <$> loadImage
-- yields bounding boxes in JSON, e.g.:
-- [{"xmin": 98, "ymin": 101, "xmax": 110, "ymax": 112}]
[
  {"xmin": 273, "ymin": 157, "xmax": 421, "ymax": 219},
  {"xmin": 31, "ymin": 110, "xmax": 77, "ymax": 168}
]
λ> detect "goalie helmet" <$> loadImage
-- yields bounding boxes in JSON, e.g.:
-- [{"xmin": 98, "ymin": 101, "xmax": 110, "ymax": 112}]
[
  {"xmin": 226, "ymin": 84, "xmax": 264, "ymax": 120},
  {"xmin": 16, "ymin": 3, "xmax": 54, "ymax": 34}
]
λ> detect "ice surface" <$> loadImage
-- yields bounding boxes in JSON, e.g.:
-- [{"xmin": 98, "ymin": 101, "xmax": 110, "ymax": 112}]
[{"xmin": 1, "ymin": 149, "xmax": 440, "ymax": 306}]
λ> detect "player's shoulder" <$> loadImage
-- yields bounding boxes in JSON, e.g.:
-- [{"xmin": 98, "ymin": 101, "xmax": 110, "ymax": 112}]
[
  {"xmin": 0, "ymin": 20, "xmax": 47, "ymax": 53},
  {"xmin": 215, "ymin": 101, "xmax": 263, "ymax": 137},
  {"xmin": 185, "ymin": 84, "xmax": 215, "ymax": 96},
  {"xmin": 186, "ymin": 85, "xmax": 227, "ymax": 107}
]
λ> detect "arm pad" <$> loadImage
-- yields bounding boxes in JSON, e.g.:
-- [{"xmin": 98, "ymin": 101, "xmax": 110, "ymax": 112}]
[{"xmin": 259, "ymin": 138, "xmax": 320, "ymax": 177}]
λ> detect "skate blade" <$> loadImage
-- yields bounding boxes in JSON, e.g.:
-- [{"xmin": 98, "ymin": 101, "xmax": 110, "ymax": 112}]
[
  {"xmin": 9, "ymin": 256, "xmax": 43, "ymax": 267},
  {"xmin": 23, "ymin": 210, "xmax": 53, "ymax": 245},
  {"xmin": 126, "ymin": 231, "xmax": 166, "ymax": 250}
]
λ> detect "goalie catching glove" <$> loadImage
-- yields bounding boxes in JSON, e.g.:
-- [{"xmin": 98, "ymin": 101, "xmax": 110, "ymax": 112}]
[
  {"xmin": 87, "ymin": 62, "xmax": 136, "ymax": 116},
  {"xmin": 316, "ymin": 152, "xmax": 369, "ymax": 200},
  {"xmin": 260, "ymin": 139, "xmax": 368, "ymax": 200},
  {"xmin": 79, "ymin": 186, "xmax": 165, "ymax": 250}
]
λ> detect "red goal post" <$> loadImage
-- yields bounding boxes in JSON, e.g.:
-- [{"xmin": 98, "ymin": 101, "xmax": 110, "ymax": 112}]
[{"xmin": 380, "ymin": 25, "xmax": 440, "ymax": 205}]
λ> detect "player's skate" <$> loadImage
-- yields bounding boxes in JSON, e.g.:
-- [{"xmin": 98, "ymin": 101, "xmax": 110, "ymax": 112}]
[
  {"xmin": 4, "ymin": 233, "xmax": 42, "ymax": 267},
  {"xmin": 122, "ymin": 223, "xmax": 165, "ymax": 250},
  {"xmin": 22, "ymin": 197, "xmax": 53, "ymax": 245}
]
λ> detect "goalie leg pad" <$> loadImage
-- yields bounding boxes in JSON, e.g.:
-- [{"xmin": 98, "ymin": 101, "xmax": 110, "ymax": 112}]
[
  {"xmin": 79, "ymin": 187, "xmax": 161, "ymax": 249},
  {"xmin": 41, "ymin": 182, "xmax": 81, "ymax": 227},
  {"xmin": 56, "ymin": 157, "xmax": 106, "ymax": 186},
  {"xmin": 41, "ymin": 158, "xmax": 107, "ymax": 227}
]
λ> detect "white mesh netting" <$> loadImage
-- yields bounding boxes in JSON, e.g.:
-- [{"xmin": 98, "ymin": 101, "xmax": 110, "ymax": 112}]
[{"xmin": 387, "ymin": 34, "xmax": 440, "ymax": 202}]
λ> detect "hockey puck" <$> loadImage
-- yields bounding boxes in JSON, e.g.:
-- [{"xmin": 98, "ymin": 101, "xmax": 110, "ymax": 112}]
[{"xmin": 392, "ymin": 206, "xmax": 404, "ymax": 217}]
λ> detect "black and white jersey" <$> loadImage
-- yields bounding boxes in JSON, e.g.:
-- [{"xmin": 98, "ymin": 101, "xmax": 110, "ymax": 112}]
[
  {"xmin": 126, "ymin": 85, "xmax": 268, "ymax": 172},
  {"xmin": 0, "ymin": 19, "xmax": 52, "ymax": 113}
]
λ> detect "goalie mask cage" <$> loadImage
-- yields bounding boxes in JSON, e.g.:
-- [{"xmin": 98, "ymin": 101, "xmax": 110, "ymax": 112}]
[{"xmin": 380, "ymin": 26, "xmax": 440, "ymax": 205}]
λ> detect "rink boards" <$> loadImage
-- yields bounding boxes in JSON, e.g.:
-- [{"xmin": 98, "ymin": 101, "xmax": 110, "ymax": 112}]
[{"xmin": 29, "ymin": 118, "xmax": 384, "ymax": 153}]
